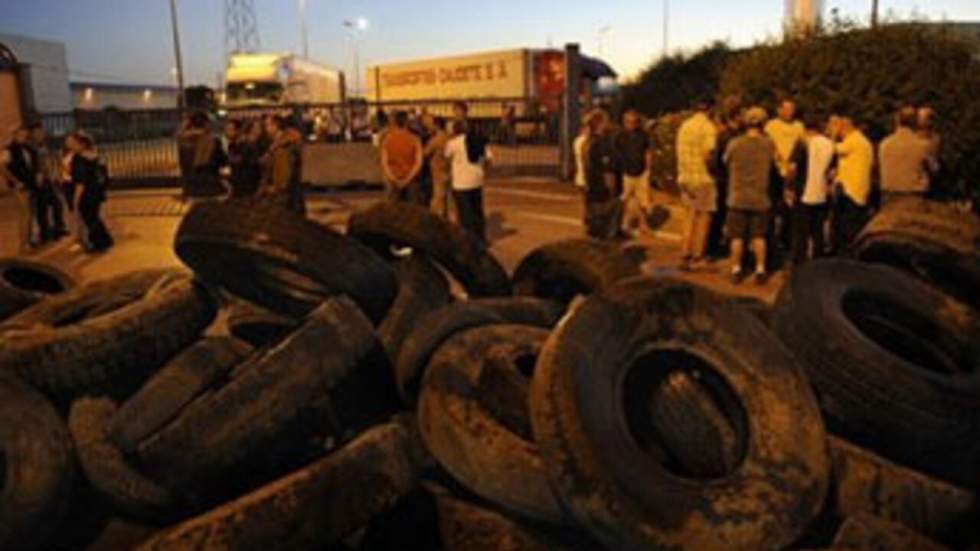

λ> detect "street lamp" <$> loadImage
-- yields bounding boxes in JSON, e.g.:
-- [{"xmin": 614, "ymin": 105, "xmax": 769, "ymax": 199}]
[
  {"xmin": 299, "ymin": 0, "xmax": 309, "ymax": 58},
  {"xmin": 168, "ymin": 0, "xmax": 186, "ymax": 112},
  {"xmin": 343, "ymin": 18, "xmax": 369, "ymax": 97},
  {"xmin": 597, "ymin": 25, "xmax": 611, "ymax": 57}
]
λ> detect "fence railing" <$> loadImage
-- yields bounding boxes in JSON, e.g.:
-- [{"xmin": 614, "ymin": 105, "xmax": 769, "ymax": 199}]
[{"xmin": 40, "ymin": 98, "xmax": 563, "ymax": 187}]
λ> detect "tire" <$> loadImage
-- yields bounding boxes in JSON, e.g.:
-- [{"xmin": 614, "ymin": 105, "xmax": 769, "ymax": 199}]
[
  {"xmin": 828, "ymin": 436, "xmax": 975, "ymax": 546},
  {"xmin": 135, "ymin": 423, "xmax": 421, "ymax": 551},
  {"xmin": 0, "ymin": 270, "xmax": 217, "ymax": 402},
  {"xmin": 418, "ymin": 325, "xmax": 565, "ymax": 524},
  {"xmin": 852, "ymin": 197, "xmax": 980, "ymax": 309},
  {"xmin": 0, "ymin": 258, "xmax": 75, "ymax": 321},
  {"xmin": 377, "ymin": 257, "xmax": 451, "ymax": 364},
  {"xmin": 225, "ymin": 302, "xmax": 298, "ymax": 349},
  {"xmin": 347, "ymin": 201, "xmax": 511, "ymax": 298},
  {"xmin": 395, "ymin": 297, "xmax": 564, "ymax": 405},
  {"xmin": 69, "ymin": 397, "xmax": 177, "ymax": 521},
  {"xmin": 0, "ymin": 374, "xmax": 74, "ymax": 550},
  {"xmin": 529, "ymin": 278, "xmax": 828, "ymax": 551},
  {"xmin": 434, "ymin": 494, "xmax": 567, "ymax": 551},
  {"xmin": 832, "ymin": 513, "xmax": 951, "ymax": 551},
  {"xmin": 772, "ymin": 259, "xmax": 980, "ymax": 488},
  {"xmin": 108, "ymin": 337, "xmax": 254, "ymax": 454},
  {"xmin": 511, "ymin": 239, "xmax": 639, "ymax": 304},
  {"xmin": 175, "ymin": 198, "xmax": 397, "ymax": 323},
  {"xmin": 138, "ymin": 298, "xmax": 400, "ymax": 504}
]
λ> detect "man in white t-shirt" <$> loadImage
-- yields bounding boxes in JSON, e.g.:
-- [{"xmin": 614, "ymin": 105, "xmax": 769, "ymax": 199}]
[
  {"xmin": 789, "ymin": 114, "xmax": 835, "ymax": 265},
  {"xmin": 445, "ymin": 121, "xmax": 492, "ymax": 242}
]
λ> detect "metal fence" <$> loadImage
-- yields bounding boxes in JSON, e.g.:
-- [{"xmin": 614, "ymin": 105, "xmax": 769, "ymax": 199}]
[{"xmin": 40, "ymin": 98, "xmax": 562, "ymax": 188}]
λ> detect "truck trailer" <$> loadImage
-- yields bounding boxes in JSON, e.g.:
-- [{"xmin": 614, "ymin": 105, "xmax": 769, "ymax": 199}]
[
  {"xmin": 224, "ymin": 53, "xmax": 345, "ymax": 108},
  {"xmin": 364, "ymin": 48, "xmax": 616, "ymax": 119}
]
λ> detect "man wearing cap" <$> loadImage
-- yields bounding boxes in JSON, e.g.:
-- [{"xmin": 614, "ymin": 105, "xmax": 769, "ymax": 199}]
[{"xmin": 724, "ymin": 107, "xmax": 777, "ymax": 284}]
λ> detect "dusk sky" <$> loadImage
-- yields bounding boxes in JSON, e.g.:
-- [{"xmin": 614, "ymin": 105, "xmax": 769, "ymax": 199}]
[{"xmin": 4, "ymin": 0, "xmax": 979, "ymax": 87}]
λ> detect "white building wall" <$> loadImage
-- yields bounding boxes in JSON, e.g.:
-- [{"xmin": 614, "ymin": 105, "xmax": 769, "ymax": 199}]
[{"xmin": 0, "ymin": 32, "xmax": 72, "ymax": 113}]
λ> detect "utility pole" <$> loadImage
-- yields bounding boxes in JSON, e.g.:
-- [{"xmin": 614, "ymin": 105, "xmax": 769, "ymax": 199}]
[
  {"xmin": 168, "ymin": 0, "xmax": 186, "ymax": 112},
  {"xmin": 663, "ymin": 0, "xmax": 670, "ymax": 58},
  {"xmin": 871, "ymin": 0, "xmax": 879, "ymax": 28},
  {"xmin": 299, "ymin": 0, "xmax": 309, "ymax": 58}
]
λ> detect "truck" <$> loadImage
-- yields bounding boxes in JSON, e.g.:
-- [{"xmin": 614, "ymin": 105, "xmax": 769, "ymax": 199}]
[
  {"xmin": 364, "ymin": 48, "xmax": 617, "ymax": 119},
  {"xmin": 223, "ymin": 52, "xmax": 345, "ymax": 108}
]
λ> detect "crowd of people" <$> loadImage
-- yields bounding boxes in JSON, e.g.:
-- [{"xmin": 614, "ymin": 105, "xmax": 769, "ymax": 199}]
[
  {"xmin": 577, "ymin": 98, "xmax": 941, "ymax": 285},
  {"xmin": 1, "ymin": 123, "xmax": 113, "ymax": 254}
]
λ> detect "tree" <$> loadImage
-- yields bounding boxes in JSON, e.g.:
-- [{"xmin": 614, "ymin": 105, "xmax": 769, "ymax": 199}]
[{"xmin": 620, "ymin": 42, "xmax": 732, "ymax": 118}]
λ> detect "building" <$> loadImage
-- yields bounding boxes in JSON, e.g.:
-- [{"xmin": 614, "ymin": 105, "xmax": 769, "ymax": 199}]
[
  {"xmin": 71, "ymin": 81, "xmax": 179, "ymax": 110},
  {"xmin": 785, "ymin": 0, "xmax": 824, "ymax": 33},
  {"xmin": 0, "ymin": 32, "xmax": 73, "ymax": 114}
]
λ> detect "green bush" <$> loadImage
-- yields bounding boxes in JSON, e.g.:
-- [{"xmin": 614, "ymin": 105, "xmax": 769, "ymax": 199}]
[
  {"xmin": 620, "ymin": 42, "xmax": 732, "ymax": 118},
  {"xmin": 719, "ymin": 22, "xmax": 980, "ymax": 202}
]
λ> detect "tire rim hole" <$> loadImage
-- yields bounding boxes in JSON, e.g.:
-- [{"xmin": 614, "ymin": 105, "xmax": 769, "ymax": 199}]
[
  {"xmin": 862, "ymin": 245, "xmax": 975, "ymax": 308},
  {"xmin": 3, "ymin": 268, "xmax": 66, "ymax": 294},
  {"xmin": 513, "ymin": 352, "xmax": 537, "ymax": 379},
  {"xmin": 622, "ymin": 349, "xmax": 749, "ymax": 480},
  {"xmin": 534, "ymin": 276, "xmax": 591, "ymax": 305},
  {"xmin": 842, "ymin": 291, "xmax": 968, "ymax": 376}
]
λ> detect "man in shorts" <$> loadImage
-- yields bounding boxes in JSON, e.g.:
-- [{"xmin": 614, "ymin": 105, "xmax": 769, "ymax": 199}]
[
  {"xmin": 675, "ymin": 101, "xmax": 718, "ymax": 270},
  {"xmin": 616, "ymin": 110, "xmax": 653, "ymax": 236},
  {"xmin": 724, "ymin": 107, "xmax": 776, "ymax": 284}
]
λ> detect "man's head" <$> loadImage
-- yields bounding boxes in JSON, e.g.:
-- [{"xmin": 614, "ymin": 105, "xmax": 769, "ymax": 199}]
[
  {"xmin": 393, "ymin": 111, "xmax": 409, "ymax": 129},
  {"xmin": 12, "ymin": 126, "xmax": 29, "ymax": 144},
  {"xmin": 586, "ymin": 109, "xmax": 610, "ymax": 135},
  {"xmin": 623, "ymin": 110, "xmax": 641, "ymax": 132},
  {"xmin": 453, "ymin": 101, "xmax": 469, "ymax": 120},
  {"xmin": 744, "ymin": 106, "xmax": 768, "ymax": 130},
  {"xmin": 188, "ymin": 110, "xmax": 210, "ymax": 130},
  {"xmin": 803, "ymin": 113, "xmax": 825, "ymax": 134},
  {"xmin": 225, "ymin": 119, "xmax": 241, "ymax": 140},
  {"xmin": 264, "ymin": 114, "xmax": 285, "ymax": 137},
  {"xmin": 27, "ymin": 122, "xmax": 45, "ymax": 144},
  {"xmin": 452, "ymin": 120, "xmax": 467, "ymax": 136},
  {"xmin": 917, "ymin": 106, "xmax": 935, "ymax": 132},
  {"xmin": 896, "ymin": 106, "xmax": 917, "ymax": 130},
  {"xmin": 777, "ymin": 99, "xmax": 797, "ymax": 122},
  {"xmin": 67, "ymin": 131, "xmax": 93, "ymax": 153},
  {"xmin": 837, "ymin": 116, "xmax": 855, "ymax": 137}
]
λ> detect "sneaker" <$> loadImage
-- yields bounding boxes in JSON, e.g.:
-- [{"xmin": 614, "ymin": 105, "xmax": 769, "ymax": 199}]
[
  {"xmin": 754, "ymin": 271, "xmax": 768, "ymax": 286},
  {"xmin": 730, "ymin": 269, "xmax": 745, "ymax": 285}
]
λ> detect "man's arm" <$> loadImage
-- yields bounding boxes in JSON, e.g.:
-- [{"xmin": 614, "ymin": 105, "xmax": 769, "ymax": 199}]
[
  {"xmin": 405, "ymin": 137, "xmax": 424, "ymax": 183},
  {"xmin": 379, "ymin": 145, "xmax": 398, "ymax": 186}
]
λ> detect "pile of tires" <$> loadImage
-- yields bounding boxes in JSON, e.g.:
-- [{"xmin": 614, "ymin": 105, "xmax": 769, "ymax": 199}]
[{"xmin": 0, "ymin": 196, "xmax": 978, "ymax": 550}]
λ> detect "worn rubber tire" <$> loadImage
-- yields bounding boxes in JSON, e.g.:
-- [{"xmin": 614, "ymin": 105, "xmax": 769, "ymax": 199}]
[
  {"xmin": 852, "ymin": 197, "xmax": 980, "ymax": 309},
  {"xmin": 378, "ymin": 257, "xmax": 451, "ymax": 364},
  {"xmin": 419, "ymin": 324, "xmax": 565, "ymax": 524},
  {"xmin": 225, "ymin": 302, "xmax": 297, "ymax": 349},
  {"xmin": 138, "ymin": 298, "xmax": 400, "ymax": 504},
  {"xmin": 0, "ymin": 270, "xmax": 217, "ymax": 402},
  {"xmin": 772, "ymin": 259, "xmax": 980, "ymax": 488},
  {"xmin": 347, "ymin": 201, "xmax": 511, "ymax": 297},
  {"xmin": 511, "ymin": 238, "xmax": 639, "ymax": 304},
  {"xmin": 828, "ymin": 436, "xmax": 976, "ymax": 546},
  {"xmin": 832, "ymin": 513, "xmax": 951, "ymax": 551},
  {"xmin": 530, "ymin": 278, "xmax": 828, "ymax": 551},
  {"xmin": 0, "ymin": 258, "xmax": 75, "ymax": 321},
  {"xmin": 395, "ymin": 297, "xmax": 564, "ymax": 405},
  {"xmin": 108, "ymin": 337, "xmax": 254, "ymax": 454},
  {"xmin": 136, "ymin": 423, "xmax": 421, "ymax": 551},
  {"xmin": 435, "ymin": 493, "xmax": 569, "ymax": 551},
  {"xmin": 0, "ymin": 374, "xmax": 74, "ymax": 550},
  {"xmin": 69, "ymin": 397, "xmax": 177, "ymax": 521},
  {"xmin": 175, "ymin": 198, "xmax": 397, "ymax": 323}
]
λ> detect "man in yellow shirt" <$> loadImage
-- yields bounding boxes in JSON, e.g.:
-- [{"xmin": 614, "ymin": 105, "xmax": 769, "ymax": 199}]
[
  {"xmin": 765, "ymin": 99, "xmax": 806, "ymax": 251},
  {"xmin": 831, "ymin": 116, "xmax": 873, "ymax": 250}
]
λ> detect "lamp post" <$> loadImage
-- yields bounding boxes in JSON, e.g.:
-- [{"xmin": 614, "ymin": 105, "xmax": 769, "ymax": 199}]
[
  {"xmin": 299, "ymin": 0, "xmax": 309, "ymax": 58},
  {"xmin": 597, "ymin": 25, "xmax": 611, "ymax": 57},
  {"xmin": 168, "ymin": 0, "xmax": 186, "ymax": 112},
  {"xmin": 871, "ymin": 0, "xmax": 879, "ymax": 28},
  {"xmin": 663, "ymin": 0, "xmax": 670, "ymax": 58},
  {"xmin": 343, "ymin": 17, "xmax": 369, "ymax": 97}
]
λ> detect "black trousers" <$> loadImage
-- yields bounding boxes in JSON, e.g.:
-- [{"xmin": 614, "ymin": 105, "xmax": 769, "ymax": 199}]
[
  {"xmin": 27, "ymin": 188, "xmax": 51, "ymax": 243},
  {"xmin": 790, "ymin": 202, "xmax": 828, "ymax": 265},
  {"xmin": 78, "ymin": 194, "xmax": 113, "ymax": 251},
  {"xmin": 453, "ymin": 188, "xmax": 486, "ymax": 242},
  {"xmin": 41, "ymin": 184, "xmax": 67, "ymax": 235},
  {"xmin": 833, "ymin": 192, "xmax": 869, "ymax": 254}
]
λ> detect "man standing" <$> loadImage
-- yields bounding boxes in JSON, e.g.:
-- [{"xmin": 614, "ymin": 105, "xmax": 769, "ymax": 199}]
[
  {"xmin": 832, "ymin": 116, "xmax": 874, "ymax": 251},
  {"xmin": 724, "ymin": 107, "xmax": 776, "ymax": 284},
  {"xmin": 583, "ymin": 110, "xmax": 623, "ymax": 241},
  {"xmin": 380, "ymin": 111, "xmax": 424, "ymax": 204},
  {"xmin": 616, "ymin": 110, "xmax": 653, "ymax": 236},
  {"xmin": 225, "ymin": 119, "xmax": 261, "ymax": 198},
  {"xmin": 676, "ymin": 101, "xmax": 718, "ymax": 270},
  {"xmin": 422, "ymin": 114, "xmax": 452, "ymax": 218},
  {"xmin": 258, "ymin": 115, "xmax": 304, "ymax": 215},
  {"xmin": 1, "ymin": 126, "xmax": 45, "ymax": 250},
  {"xmin": 880, "ymin": 106, "xmax": 937, "ymax": 201},
  {"xmin": 30, "ymin": 123, "xmax": 67, "ymax": 240},
  {"xmin": 765, "ymin": 99, "xmax": 806, "ymax": 252},
  {"xmin": 445, "ymin": 121, "xmax": 491, "ymax": 241},
  {"xmin": 790, "ymin": 115, "xmax": 835, "ymax": 265}
]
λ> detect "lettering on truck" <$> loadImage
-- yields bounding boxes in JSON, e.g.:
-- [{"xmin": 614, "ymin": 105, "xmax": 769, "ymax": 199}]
[{"xmin": 381, "ymin": 61, "xmax": 510, "ymax": 88}]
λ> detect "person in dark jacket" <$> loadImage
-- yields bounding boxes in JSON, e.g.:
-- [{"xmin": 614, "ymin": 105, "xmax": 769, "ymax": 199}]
[
  {"xmin": 224, "ymin": 119, "xmax": 261, "ymax": 198},
  {"xmin": 67, "ymin": 132, "xmax": 113, "ymax": 253},
  {"xmin": 582, "ymin": 109, "xmax": 624, "ymax": 241},
  {"xmin": 1, "ymin": 126, "xmax": 46, "ymax": 249},
  {"xmin": 178, "ymin": 111, "xmax": 226, "ymax": 198},
  {"xmin": 30, "ymin": 123, "xmax": 68, "ymax": 240},
  {"xmin": 259, "ymin": 115, "xmax": 305, "ymax": 215}
]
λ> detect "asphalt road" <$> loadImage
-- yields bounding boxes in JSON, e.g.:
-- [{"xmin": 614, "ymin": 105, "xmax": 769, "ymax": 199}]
[{"xmin": 0, "ymin": 179, "xmax": 784, "ymax": 303}]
